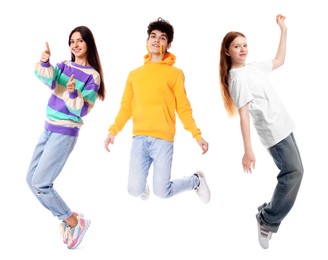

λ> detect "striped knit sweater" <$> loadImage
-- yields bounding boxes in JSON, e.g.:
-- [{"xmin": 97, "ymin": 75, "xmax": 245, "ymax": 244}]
[{"xmin": 35, "ymin": 60, "xmax": 100, "ymax": 136}]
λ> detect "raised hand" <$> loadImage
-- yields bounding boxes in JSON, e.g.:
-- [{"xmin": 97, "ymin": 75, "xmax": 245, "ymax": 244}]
[
  {"xmin": 66, "ymin": 74, "xmax": 76, "ymax": 92},
  {"xmin": 276, "ymin": 14, "xmax": 287, "ymax": 31},
  {"xmin": 41, "ymin": 42, "xmax": 51, "ymax": 62}
]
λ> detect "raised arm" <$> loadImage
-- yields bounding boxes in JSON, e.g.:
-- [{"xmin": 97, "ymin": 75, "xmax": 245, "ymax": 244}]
[{"xmin": 272, "ymin": 14, "xmax": 287, "ymax": 70}]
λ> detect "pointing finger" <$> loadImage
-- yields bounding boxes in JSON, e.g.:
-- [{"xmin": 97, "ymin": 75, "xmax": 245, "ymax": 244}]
[{"xmin": 45, "ymin": 42, "xmax": 50, "ymax": 54}]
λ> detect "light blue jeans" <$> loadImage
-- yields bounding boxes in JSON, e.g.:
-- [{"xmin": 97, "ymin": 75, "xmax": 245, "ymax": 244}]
[
  {"xmin": 26, "ymin": 129, "xmax": 77, "ymax": 220},
  {"xmin": 128, "ymin": 136, "xmax": 199, "ymax": 198},
  {"xmin": 256, "ymin": 133, "xmax": 303, "ymax": 232}
]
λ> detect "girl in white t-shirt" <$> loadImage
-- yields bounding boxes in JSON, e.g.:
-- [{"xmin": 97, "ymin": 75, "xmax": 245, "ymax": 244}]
[{"xmin": 219, "ymin": 15, "xmax": 303, "ymax": 249}]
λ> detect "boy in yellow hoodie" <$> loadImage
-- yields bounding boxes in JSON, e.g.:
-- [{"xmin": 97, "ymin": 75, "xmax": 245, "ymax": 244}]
[{"xmin": 104, "ymin": 17, "xmax": 210, "ymax": 203}]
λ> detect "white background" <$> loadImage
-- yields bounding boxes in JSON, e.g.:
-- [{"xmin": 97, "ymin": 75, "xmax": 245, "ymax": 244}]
[{"xmin": 1, "ymin": 0, "xmax": 327, "ymax": 259}]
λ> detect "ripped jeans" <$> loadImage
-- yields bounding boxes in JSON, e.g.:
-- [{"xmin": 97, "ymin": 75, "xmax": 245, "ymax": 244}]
[{"xmin": 26, "ymin": 129, "xmax": 77, "ymax": 220}]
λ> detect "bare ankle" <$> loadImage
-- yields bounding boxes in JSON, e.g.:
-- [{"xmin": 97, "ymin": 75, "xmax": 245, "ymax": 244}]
[{"xmin": 64, "ymin": 214, "xmax": 78, "ymax": 228}]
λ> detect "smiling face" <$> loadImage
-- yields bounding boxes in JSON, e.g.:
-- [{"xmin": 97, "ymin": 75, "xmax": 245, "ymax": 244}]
[
  {"xmin": 147, "ymin": 30, "xmax": 171, "ymax": 58},
  {"xmin": 227, "ymin": 36, "xmax": 248, "ymax": 68},
  {"xmin": 69, "ymin": 32, "xmax": 88, "ymax": 65}
]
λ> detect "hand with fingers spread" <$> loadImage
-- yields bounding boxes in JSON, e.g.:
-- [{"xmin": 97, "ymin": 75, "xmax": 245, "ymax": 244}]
[
  {"xmin": 66, "ymin": 74, "xmax": 76, "ymax": 92},
  {"xmin": 41, "ymin": 42, "xmax": 51, "ymax": 62}
]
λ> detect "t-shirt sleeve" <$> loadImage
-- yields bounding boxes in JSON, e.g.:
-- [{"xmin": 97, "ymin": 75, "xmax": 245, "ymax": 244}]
[{"xmin": 229, "ymin": 74, "xmax": 254, "ymax": 109}]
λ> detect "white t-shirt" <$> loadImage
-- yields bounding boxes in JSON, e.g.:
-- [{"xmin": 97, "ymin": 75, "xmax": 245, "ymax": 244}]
[{"xmin": 229, "ymin": 61, "xmax": 295, "ymax": 148}]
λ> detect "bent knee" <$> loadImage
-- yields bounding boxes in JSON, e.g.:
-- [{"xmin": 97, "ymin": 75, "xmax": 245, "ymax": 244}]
[
  {"xmin": 153, "ymin": 188, "xmax": 171, "ymax": 199},
  {"xmin": 295, "ymin": 162, "xmax": 304, "ymax": 178},
  {"xmin": 128, "ymin": 186, "xmax": 143, "ymax": 197},
  {"xmin": 291, "ymin": 164, "xmax": 304, "ymax": 185}
]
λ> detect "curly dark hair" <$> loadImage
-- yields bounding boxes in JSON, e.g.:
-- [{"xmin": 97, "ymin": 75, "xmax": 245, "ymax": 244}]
[{"xmin": 147, "ymin": 17, "xmax": 174, "ymax": 44}]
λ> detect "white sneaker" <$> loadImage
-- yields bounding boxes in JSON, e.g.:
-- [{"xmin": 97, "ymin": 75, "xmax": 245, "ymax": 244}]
[
  {"xmin": 140, "ymin": 184, "xmax": 150, "ymax": 200},
  {"xmin": 257, "ymin": 221, "xmax": 272, "ymax": 249},
  {"xmin": 194, "ymin": 171, "xmax": 210, "ymax": 203}
]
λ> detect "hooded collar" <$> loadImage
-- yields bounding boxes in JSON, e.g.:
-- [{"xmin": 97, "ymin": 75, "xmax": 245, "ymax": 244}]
[{"xmin": 143, "ymin": 51, "xmax": 176, "ymax": 66}]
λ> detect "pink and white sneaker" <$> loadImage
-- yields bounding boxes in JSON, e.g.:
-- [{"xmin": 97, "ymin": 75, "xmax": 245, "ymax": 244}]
[
  {"xmin": 59, "ymin": 212, "xmax": 84, "ymax": 244},
  {"xmin": 66, "ymin": 216, "xmax": 91, "ymax": 249}
]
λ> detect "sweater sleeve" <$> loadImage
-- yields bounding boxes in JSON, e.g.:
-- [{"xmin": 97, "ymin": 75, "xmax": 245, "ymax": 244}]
[
  {"xmin": 108, "ymin": 74, "xmax": 133, "ymax": 135},
  {"xmin": 34, "ymin": 61, "xmax": 56, "ymax": 90},
  {"xmin": 173, "ymin": 71, "xmax": 202, "ymax": 140}
]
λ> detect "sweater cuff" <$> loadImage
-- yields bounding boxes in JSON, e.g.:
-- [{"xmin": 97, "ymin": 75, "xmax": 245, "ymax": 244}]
[
  {"xmin": 41, "ymin": 61, "xmax": 51, "ymax": 67},
  {"xmin": 194, "ymin": 134, "xmax": 202, "ymax": 141}
]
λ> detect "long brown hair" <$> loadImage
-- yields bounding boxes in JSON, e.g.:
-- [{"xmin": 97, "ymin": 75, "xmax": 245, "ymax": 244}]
[
  {"xmin": 69, "ymin": 26, "xmax": 106, "ymax": 101},
  {"xmin": 219, "ymin": 31, "xmax": 246, "ymax": 117}
]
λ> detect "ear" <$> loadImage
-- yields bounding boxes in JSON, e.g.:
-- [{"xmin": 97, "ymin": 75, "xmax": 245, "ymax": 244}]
[
  {"xmin": 225, "ymin": 50, "xmax": 230, "ymax": 56},
  {"xmin": 167, "ymin": 43, "xmax": 171, "ymax": 50}
]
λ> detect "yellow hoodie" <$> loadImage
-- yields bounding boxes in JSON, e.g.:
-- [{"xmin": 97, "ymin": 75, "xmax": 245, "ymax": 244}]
[{"xmin": 108, "ymin": 52, "xmax": 202, "ymax": 142}]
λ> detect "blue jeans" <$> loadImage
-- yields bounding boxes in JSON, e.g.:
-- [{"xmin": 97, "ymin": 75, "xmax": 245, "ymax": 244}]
[
  {"xmin": 26, "ymin": 129, "xmax": 77, "ymax": 220},
  {"xmin": 256, "ymin": 133, "xmax": 303, "ymax": 232},
  {"xmin": 128, "ymin": 136, "xmax": 199, "ymax": 198}
]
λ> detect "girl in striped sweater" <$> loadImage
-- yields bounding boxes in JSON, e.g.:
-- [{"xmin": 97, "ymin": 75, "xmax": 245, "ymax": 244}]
[{"xmin": 26, "ymin": 26, "xmax": 105, "ymax": 249}]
